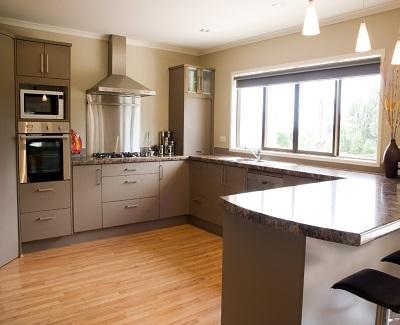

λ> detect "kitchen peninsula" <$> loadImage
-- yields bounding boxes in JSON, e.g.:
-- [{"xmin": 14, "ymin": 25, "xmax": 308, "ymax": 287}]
[{"xmin": 219, "ymin": 163, "xmax": 400, "ymax": 325}]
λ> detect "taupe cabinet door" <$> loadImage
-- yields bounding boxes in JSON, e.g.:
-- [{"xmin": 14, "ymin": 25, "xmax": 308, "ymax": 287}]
[
  {"xmin": 190, "ymin": 162, "xmax": 247, "ymax": 227},
  {"xmin": 0, "ymin": 33, "xmax": 19, "ymax": 267},
  {"xmin": 16, "ymin": 40, "xmax": 44, "ymax": 78},
  {"xmin": 16, "ymin": 40, "xmax": 70, "ymax": 79},
  {"xmin": 44, "ymin": 43, "xmax": 71, "ymax": 79},
  {"xmin": 160, "ymin": 161, "xmax": 189, "ymax": 219},
  {"xmin": 184, "ymin": 97, "xmax": 212, "ymax": 155},
  {"xmin": 73, "ymin": 165, "xmax": 102, "ymax": 232},
  {"xmin": 224, "ymin": 166, "xmax": 247, "ymax": 196},
  {"xmin": 204, "ymin": 164, "xmax": 225, "ymax": 226}
]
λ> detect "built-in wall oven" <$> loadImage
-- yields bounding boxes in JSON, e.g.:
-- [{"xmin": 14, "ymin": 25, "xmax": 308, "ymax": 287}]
[
  {"xmin": 18, "ymin": 122, "xmax": 71, "ymax": 183},
  {"xmin": 20, "ymin": 89, "xmax": 64, "ymax": 120}
]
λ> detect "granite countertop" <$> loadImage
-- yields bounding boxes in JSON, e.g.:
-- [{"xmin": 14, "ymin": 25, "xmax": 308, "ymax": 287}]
[
  {"xmin": 190, "ymin": 155, "xmax": 400, "ymax": 246},
  {"xmin": 72, "ymin": 155, "xmax": 189, "ymax": 165}
]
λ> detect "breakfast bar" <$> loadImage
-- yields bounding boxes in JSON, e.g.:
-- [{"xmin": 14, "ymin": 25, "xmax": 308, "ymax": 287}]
[{"xmin": 221, "ymin": 176, "xmax": 400, "ymax": 325}]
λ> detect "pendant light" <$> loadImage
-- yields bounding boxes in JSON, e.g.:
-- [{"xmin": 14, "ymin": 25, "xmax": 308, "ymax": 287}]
[
  {"xmin": 391, "ymin": 23, "xmax": 400, "ymax": 65},
  {"xmin": 355, "ymin": 1, "xmax": 371, "ymax": 52},
  {"xmin": 391, "ymin": 40, "xmax": 400, "ymax": 65},
  {"xmin": 302, "ymin": 0, "xmax": 320, "ymax": 36}
]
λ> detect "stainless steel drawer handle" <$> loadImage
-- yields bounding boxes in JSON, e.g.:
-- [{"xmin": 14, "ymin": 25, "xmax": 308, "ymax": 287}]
[
  {"xmin": 192, "ymin": 199, "xmax": 202, "ymax": 203},
  {"xmin": 37, "ymin": 217, "xmax": 55, "ymax": 221},
  {"xmin": 36, "ymin": 188, "xmax": 54, "ymax": 192},
  {"xmin": 125, "ymin": 205, "xmax": 138, "ymax": 209},
  {"xmin": 124, "ymin": 168, "xmax": 138, "ymax": 172},
  {"xmin": 124, "ymin": 180, "xmax": 137, "ymax": 184}
]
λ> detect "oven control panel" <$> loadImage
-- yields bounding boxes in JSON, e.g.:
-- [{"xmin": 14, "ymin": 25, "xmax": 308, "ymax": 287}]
[{"xmin": 18, "ymin": 121, "xmax": 70, "ymax": 134}]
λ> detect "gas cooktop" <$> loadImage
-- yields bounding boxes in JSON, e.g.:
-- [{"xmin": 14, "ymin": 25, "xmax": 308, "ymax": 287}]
[{"xmin": 92, "ymin": 152, "xmax": 142, "ymax": 159}]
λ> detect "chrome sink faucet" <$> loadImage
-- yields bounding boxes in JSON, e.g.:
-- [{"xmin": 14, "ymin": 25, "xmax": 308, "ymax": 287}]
[{"xmin": 245, "ymin": 148, "xmax": 262, "ymax": 162}]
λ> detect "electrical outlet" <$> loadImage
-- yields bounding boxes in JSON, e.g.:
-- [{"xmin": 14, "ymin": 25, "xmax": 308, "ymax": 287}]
[{"xmin": 219, "ymin": 135, "xmax": 227, "ymax": 143}]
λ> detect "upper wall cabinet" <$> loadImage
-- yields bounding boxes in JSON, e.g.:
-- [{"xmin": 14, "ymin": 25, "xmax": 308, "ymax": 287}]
[
  {"xmin": 16, "ymin": 39, "xmax": 71, "ymax": 80},
  {"xmin": 185, "ymin": 65, "xmax": 214, "ymax": 98}
]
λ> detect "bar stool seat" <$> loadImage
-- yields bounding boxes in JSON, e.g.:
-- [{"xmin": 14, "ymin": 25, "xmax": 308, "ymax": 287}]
[
  {"xmin": 332, "ymin": 268, "xmax": 400, "ymax": 324},
  {"xmin": 382, "ymin": 250, "xmax": 400, "ymax": 266}
]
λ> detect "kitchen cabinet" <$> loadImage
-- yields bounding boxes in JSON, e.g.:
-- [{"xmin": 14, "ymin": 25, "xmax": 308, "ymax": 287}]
[
  {"xmin": 185, "ymin": 65, "xmax": 214, "ymax": 97},
  {"xmin": 159, "ymin": 160, "xmax": 189, "ymax": 219},
  {"xmin": 101, "ymin": 163, "xmax": 160, "ymax": 228},
  {"xmin": 73, "ymin": 165, "xmax": 102, "ymax": 232},
  {"xmin": 190, "ymin": 162, "xmax": 246, "ymax": 226},
  {"xmin": 19, "ymin": 180, "xmax": 72, "ymax": 242},
  {"xmin": 169, "ymin": 64, "xmax": 214, "ymax": 155},
  {"xmin": 16, "ymin": 39, "xmax": 71, "ymax": 79},
  {"xmin": 183, "ymin": 96, "xmax": 212, "ymax": 155},
  {"xmin": 0, "ymin": 31, "xmax": 19, "ymax": 267}
]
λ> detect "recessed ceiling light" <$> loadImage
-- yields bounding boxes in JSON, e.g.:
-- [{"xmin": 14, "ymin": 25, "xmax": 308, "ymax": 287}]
[
  {"xmin": 271, "ymin": 2, "xmax": 285, "ymax": 8},
  {"xmin": 200, "ymin": 28, "xmax": 210, "ymax": 33}
]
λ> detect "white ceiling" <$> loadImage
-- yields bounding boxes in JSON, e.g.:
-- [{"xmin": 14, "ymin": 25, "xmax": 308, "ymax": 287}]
[{"xmin": 0, "ymin": 0, "xmax": 399, "ymax": 54}]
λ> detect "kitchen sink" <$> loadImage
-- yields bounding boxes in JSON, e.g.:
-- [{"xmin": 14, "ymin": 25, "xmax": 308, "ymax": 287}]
[{"xmin": 234, "ymin": 158, "xmax": 266, "ymax": 163}]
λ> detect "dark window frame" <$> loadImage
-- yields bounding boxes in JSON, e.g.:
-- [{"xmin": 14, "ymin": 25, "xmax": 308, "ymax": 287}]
[{"xmin": 235, "ymin": 58, "xmax": 381, "ymax": 160}]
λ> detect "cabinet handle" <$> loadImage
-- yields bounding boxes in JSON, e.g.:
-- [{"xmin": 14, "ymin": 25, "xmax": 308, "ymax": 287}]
[
  {"xmin": 159, "ymin": 165, "xmax": 163, "ymax": 180},
  {"xmin": 40, "ymin": 54, "xmax": 44, "ymax": 73},
  {"xmin": 46, "ymin": 54, "xmax": 49, "ymax": 73},
  {"xmin": 35, "ymin": 188, "xmax": 54, "ymax": 192},
  {"xmin": 195, "ymin": 150, "xmax": 202, "ymax": 154},
  {"xmin": 96, "ymin": 169, "xmax": 101, "ymax": 185},
  {"xmin": 124, "ymin": 168, "xmax": 138, "ymax": 172},
  {"xmin": 124, "ymin": 180, "xmax": 137, "ymax": 184},
  {"xmin": 37, "ymin": 216, "xmax": 55, "ymax": 221},
  {"xmin": 192, "ymin": 198, "xmax": 202, "ymax": 203},
  {"xmin": 261, "ymin": 181, "xmax": 269, "ymax": 185},
  {"xmin": 125, "ymin": 205, "xmax": 138, "ymax": 209},
  {"xmin": 220, "ymin": 169, "xmax": 224, "ymax": 185}
]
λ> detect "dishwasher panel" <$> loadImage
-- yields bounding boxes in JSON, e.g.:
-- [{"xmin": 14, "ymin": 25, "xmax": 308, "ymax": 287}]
[{"xmin": 247, "ymin": 171, "xmax": 285, "ymax": 192}]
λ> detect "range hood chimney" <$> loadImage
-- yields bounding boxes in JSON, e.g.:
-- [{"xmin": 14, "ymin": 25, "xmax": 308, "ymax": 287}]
[{"xmin": 87, "ymin": 35, "xmax": 156, "ymax": 97}]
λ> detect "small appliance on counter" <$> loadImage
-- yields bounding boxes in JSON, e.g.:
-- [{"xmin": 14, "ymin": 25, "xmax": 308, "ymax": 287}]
[
  {"xmin": 70, "ymin": 129, "xmax": 82, "ymax": 155},
  {"xmin": 158, "ymin": 131, "xmax": 175, "ymax": 157}
]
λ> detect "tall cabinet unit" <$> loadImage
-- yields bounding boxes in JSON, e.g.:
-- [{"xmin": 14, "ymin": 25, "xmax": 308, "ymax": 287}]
[
  {"xmin": 16, "ymin": 37, "xmax": 73, "ymax": 244},
  {"xmin": 0, "ymin": 30, "xmax": 19, "ymax": 267},
  {"xmin": 169, "ymin": 64, "xmax": 214, "ymax": 155}
]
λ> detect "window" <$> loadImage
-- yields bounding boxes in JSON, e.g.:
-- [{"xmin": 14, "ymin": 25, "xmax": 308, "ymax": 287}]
[{"xmin": 235, "ymin": 57, "xmax": 381, "ymax": 161}]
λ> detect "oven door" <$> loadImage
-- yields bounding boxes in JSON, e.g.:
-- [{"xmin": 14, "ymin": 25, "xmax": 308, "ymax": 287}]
[
  {"xmin": 19, "ymin": 134, "xmax": 71, "ymax": 183},
  {"xmin": 20, "ymin": 90, "xmax": 64, "ymax": 120}
]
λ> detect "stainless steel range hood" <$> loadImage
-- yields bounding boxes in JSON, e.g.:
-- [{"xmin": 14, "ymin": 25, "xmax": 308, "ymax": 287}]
[{"xmin": 87, "ymin": 35, "xmax": 156, "ymax": 97}]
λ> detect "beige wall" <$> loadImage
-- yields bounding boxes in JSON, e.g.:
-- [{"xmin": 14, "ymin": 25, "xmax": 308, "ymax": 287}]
[
  {"xmin": 199, "ymin": 9, "xmax": 400, "ymax": 170},
  {"xmin": 0, "ymin": 23, "xmax": 199, "ymax": 148}
]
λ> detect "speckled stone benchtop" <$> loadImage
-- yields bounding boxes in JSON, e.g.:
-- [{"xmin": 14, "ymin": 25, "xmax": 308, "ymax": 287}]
[
  {"xmin": 73, "ymin": 154, "xmax": 400, "ymax": 246},
  {"xmin": 190, "ymin": 155, "xmax": 400, "ymax": 246},
  {"xmin": 72, "ymin": 155, "xmax": 189, "ymax": 165}
]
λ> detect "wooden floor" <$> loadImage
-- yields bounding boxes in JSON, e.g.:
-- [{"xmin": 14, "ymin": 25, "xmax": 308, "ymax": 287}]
[{"xmin": 0, "ymin": 225, "xmax": 222, "ymax": 325}]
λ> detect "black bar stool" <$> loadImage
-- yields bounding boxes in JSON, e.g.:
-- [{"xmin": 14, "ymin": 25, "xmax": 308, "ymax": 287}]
[
  {"xmin": 382, "ymin": 250, "xmax": 400, "ymax": 266},
  {"xmin": 332, "ymin": 268, "xmax": 400, "ymax": 325}
]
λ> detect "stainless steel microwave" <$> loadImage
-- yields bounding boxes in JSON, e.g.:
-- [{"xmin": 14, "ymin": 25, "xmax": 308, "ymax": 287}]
[{"xmin": 20, "ymin": 89, "xmax": 64, "ymax": 120}]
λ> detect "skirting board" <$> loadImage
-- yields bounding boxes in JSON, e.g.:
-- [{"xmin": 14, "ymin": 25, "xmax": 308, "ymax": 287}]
[
  {"xmin": 189, "ymin": 216, "xmax": 223, "ymax": 236},
  {"xmin": 22, "ymin": 215, "xmax": 188, "ymax": 253}
]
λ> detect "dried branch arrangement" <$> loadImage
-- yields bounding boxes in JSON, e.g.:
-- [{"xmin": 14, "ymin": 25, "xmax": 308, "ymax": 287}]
[{"xmin": 382, "ymin": 65, "xmax": 400, "ymax": 140}]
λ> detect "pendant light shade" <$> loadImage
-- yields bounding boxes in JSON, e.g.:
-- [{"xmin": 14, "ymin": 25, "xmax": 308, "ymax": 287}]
[
  {"xmin": 355, "ymin": 20, "xmax": 371, "ymax": 52},
  {"xmin": 302, "ymin": 0, "xmax": 320, "ymax": 36},
  {"xmin": 391, "ymin": 40, "xmax": 400, "ymax": 65}
]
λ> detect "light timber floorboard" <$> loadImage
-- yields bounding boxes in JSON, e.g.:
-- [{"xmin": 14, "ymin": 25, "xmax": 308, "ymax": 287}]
[{"xmin": 0, "ymin": 225, "xmax": 222, "ymax": 324}]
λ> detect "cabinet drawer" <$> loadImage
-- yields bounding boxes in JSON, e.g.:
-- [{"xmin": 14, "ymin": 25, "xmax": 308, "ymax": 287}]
[
  {"xmin": 19, "ymin": 181, "xmax": 71, "ymax": 213},
  {"xmin": 103, "ymin": 197, "xmax": 159, "ymax": 228},
  {"xmin": 190, "ymin": 194, "xmax": 207, "ymax": 220},
  {"xmin": 21, "ymin": 208, "xmax": 72, "ymax": 242},
  {"xmin": 102, "ymin": 162, "xmax": 159, "ymax": 176},
  {"xmin": 102, "ymin": 174, "xmax": 159, "ymax": 202}
]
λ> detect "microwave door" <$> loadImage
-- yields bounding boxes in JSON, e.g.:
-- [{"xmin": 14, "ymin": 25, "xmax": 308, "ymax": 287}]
[{"xmin": 20, "ymin": 90, "xmax": 64, "ymax": 120}]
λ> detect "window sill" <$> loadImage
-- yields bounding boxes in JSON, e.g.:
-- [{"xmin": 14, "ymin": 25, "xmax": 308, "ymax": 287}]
[{"xmin": 229, "ymin": 148, "xmax": 380, "ymax": 168}]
